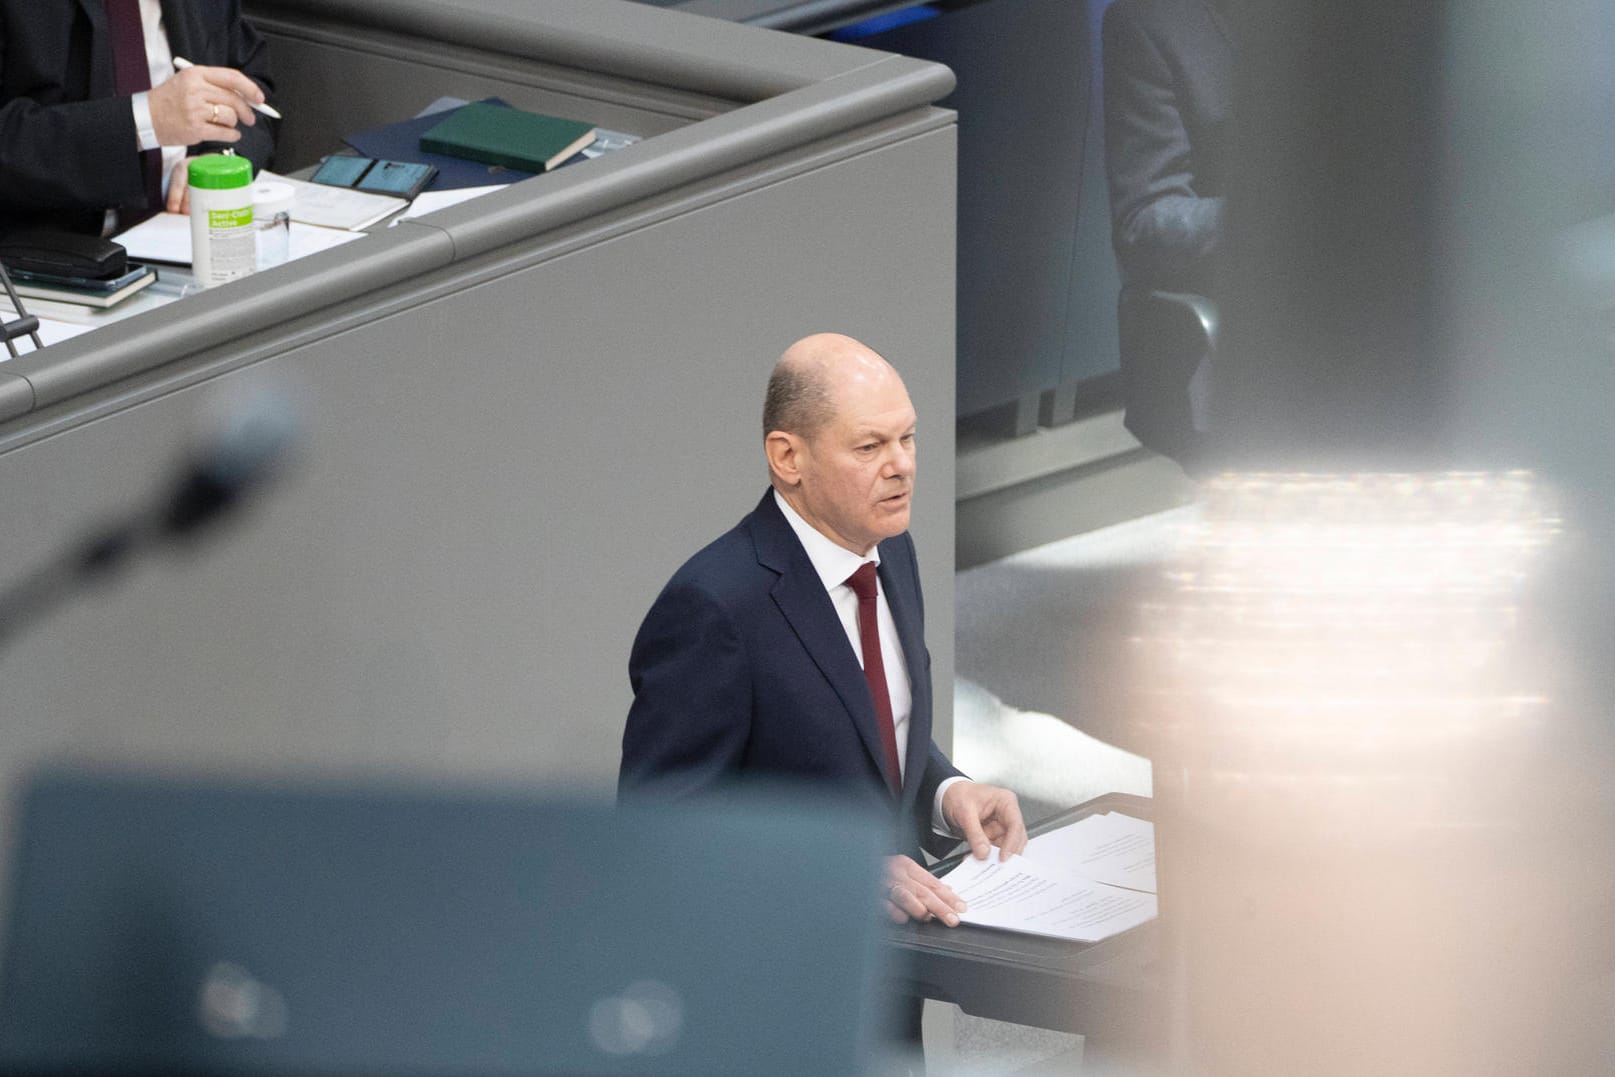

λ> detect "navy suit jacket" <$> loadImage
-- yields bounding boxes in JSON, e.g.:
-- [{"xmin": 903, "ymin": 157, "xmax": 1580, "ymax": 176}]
[
  {"xmin": 620, "ymin": 490, "xmax": 963, "ymax": 859},
  {"xmin": 0, "ymin": 0, "xmax": 276, "ymax": 236}
]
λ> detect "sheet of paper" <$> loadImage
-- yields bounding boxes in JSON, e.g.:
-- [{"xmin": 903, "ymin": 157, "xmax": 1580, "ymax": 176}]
[
  {"xmin": 287, "ymin": 224, "xmax": 367, "ymax": 260},
  {"xmin": 393, "ymin": 184, "xmax": 508, "ymax": 223},
  {"xmin": 1025, "ymin": 812, "xmax": 1157, "ymax": 894},
  {"xmin": 941, "ymin": 852, "xmax": 1158, "ymax": 942},
  {"xmin": 113, "ymin": 211, "xmax": 193, "ymax": 264},
  {"xmin": 258, "ymin": 171, "xmax": 407, "ymax": 230},
  {"xmin": 115, "ymin": 212, "xmax": 367, "ymax": 267}
]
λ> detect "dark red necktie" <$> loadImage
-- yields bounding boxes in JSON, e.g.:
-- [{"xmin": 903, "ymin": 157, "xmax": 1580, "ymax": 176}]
[
  {"xmin": 105, "ymin": 0, "xmax": 164, "ymax": 215},
  {"xmin": 846, "ymin": 562, "xmax": 902, "ymax": 794}
]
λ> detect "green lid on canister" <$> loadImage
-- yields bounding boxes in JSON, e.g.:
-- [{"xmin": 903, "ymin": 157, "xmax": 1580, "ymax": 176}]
[{"xmin": 187, "ymin": 154, "xmax": 253, "ymax": 189}]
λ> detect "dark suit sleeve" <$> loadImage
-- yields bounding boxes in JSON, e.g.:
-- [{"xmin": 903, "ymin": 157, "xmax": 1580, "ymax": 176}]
[
  {"xmin": 619, "ymin": 578, "xmax": 752, "ymax": 799},
  {"xmin": 0, "ymin": 1, "xmax": 275, "ymax": 217},
  {"xmin": 915, "ymin": 745, "xmax": 967, "ymax": 860},
  {"xmin": 0, "ymin": 8, "xmax": 146, "ymax": 212},
  {"xmin": 187, "ymin": 0, "xmax": 276, "ymax": 173},
  {"xmin": 1102, "ymin": 0, "xmax": 1224, "ymax": 286}
]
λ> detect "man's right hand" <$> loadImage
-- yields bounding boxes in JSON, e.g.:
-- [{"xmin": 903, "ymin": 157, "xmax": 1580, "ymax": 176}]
[
  {"xmin": 883, "ymin": 855, "xmax": 967, "ymax": 926},
  {"xmin": 148, "ymin": 64, "xmax": 262, "ymax": 148}
]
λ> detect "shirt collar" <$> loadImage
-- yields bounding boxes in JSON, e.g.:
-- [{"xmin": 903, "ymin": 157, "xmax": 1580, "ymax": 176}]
[{"xmin": 773, "ymin": 489, "xmax": 879, "ymax": 594}]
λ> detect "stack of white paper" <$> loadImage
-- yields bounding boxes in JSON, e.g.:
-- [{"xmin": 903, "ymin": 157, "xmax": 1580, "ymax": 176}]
[
  {"xmin": 938, "ymin": 812, "xmax": 1157, "ymax": 942},
  {"xmin": 114, "ymin": 209, "xmax": 368, "ymax": 268},
  {"xmin": 256, "ymin": 171, "xmax": 406, "ymax": 231}
]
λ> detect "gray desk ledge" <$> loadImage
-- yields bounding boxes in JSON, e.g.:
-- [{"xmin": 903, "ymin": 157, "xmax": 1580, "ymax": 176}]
[
  {"xmin": 0, "ymin": 371, "xmax": 34, "ymax": 416},
  {"xmin": 249, "ymin": 0, "xmax": 880, "ymax": 99},
  {"xmin": 0, "ymin": 60, "xmax": 951, "ymax": 423},
  {"xmin": 413, "ymin": 56, "xmax": 954, "ymax": 261},
  {"xmin": 0, "ymin": 225, "xmax": 454, "ymax": 421}
]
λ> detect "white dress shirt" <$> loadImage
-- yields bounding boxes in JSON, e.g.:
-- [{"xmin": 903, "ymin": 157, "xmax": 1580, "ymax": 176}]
[
  {"xmin": 128, "ymin": 0, "xmax": 186, "ymax": 195},
  {"xmin": 773, "ymin": 490, "xmax": 964, "ymax": 835}
]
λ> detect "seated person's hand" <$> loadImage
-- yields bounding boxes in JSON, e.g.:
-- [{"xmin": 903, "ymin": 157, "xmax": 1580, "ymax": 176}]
[
  {"xmin": 148, "ymin": 63, "xmax": 262, "ymax": 148},
  {"xmin": 883, "ymin": 854, "xmax": 966, "ymax": 926},
  {"xmin": 165, "ymin": 156, "xmax": 199, "ymax": 214},
  {"xmin": 943, "ymin": 780, "xmax": 1028, "ymax": 860}
]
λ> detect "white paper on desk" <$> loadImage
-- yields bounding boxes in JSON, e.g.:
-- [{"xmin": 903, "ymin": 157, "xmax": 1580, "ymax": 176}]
[
  {"xmin": 392, "ymin": 184, "xmax": 507, "ymax": 224},
  {"xmin": 1025, "ymin": 812, "xmax": 1157, "ymax": 894},
  {"xmin": 116, "ymin": 211, "xmax": 366, "ymax": 267},
  {"xmin": 286, "ymin": 224, "xmax": 367, "ymax": 260},
  {"xmin": 941, "ymin": 851, "xmax": 1157, "ymax": 942},
  {"xmin": 259, "ymin": 171, "xmax": 406, "ymax": 230},
  {"xmin": 113, "ymin": 211, "xmax": 192, "ymax": 264}
]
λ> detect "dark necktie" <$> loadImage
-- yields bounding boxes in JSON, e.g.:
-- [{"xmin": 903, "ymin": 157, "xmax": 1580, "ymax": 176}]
[
  {"xmin": 846, "ymin": 562, "xmax": 901, "ymax": 794},
  {"xmin": 105, "ymin": 0, "xmax": 164, "ymax": 217}
]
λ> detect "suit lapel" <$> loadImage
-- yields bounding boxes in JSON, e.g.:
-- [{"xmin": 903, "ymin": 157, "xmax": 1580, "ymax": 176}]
[
  {"xmin": 879, "ymin": 543, "xmax": 928, "ymax": 811},
  {"xmin": 80, "ymin": 1, "xmax": 117, "ymax": 99},
  {"xmin": 159, "ymin": 0, "xmax": 201, "ymax": 61},
  {"xmin": 82, "ymin": 2, "xmax": 199, "ymax": 96},
  {"xmin": 750, "ymin": 492, "xmax": 899, "ymax": 798}
]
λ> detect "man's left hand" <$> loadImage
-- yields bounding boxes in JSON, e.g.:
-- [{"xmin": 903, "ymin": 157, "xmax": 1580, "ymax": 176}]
[
  {"xmin": 943, "ymin": 781, "xmax": 1027, "ymax": 860},
  {"xmin": 165, "ymin": 157, "xmax": 198, "ymax": 214}
]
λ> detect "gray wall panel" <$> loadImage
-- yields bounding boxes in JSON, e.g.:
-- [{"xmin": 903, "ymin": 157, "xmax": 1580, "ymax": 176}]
[
  {"xmin": 0, "ymin": 125, "xmax": 955, "ymax": 849},
  {"xmin": 0, "ymin": 2, "xmax": 959, "ymax": 943}
]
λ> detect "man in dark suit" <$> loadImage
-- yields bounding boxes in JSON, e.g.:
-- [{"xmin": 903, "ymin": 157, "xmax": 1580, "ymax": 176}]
[
  {"xmin": 1102, "ymin": 0, "xmax": 1234, "ymax": 465},
  {"xmin": 621, "ymin": 332, "xmax": 1026, "ymax": 927},
  {"xmin": 0, "ymin": 0, "xmax": 276, "ymax": 237}
]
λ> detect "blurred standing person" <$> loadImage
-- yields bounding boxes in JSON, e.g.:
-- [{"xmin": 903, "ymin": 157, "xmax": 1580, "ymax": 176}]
[{"xmin": 1102, "ymin": 0, "xmax": 1233, "ymax": 467}]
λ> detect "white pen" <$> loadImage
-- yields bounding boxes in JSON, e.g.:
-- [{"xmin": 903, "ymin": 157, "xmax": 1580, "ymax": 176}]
[{"xmin": 171, "ymin": 56, "xmax": 283, "ymax": 119}]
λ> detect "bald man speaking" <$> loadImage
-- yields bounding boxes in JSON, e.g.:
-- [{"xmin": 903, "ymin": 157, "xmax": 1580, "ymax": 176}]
[{"xmin": 620, "ymin": 333, "xmax": 1026, "ymax": 934}]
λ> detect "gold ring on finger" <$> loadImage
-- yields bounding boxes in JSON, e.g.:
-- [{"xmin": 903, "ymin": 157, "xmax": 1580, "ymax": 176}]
[{"xmin": 210, "ymin": 102, "xmax": 220, "ymax": 123}]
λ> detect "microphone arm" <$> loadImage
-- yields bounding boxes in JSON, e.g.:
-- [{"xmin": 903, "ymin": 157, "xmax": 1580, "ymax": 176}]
[{"xmin": 0, "ymin": 394, "xmax": 299, "ymax": 650}]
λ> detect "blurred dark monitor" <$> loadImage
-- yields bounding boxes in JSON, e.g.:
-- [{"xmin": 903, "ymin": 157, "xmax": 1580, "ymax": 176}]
[
  {"xmin": 0, "ymin": 770, "xmax": 886, "ymax": 1077},
  {"xmin": 828, "ymin": 0, "xmax": 1123, "ymax": 422},
  {"xmin": 634, "ymin": 0, "xmax": 1123, "ymax": 423}
]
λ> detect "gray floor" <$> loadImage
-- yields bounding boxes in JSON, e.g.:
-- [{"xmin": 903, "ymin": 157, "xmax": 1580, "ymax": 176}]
[{"xmin": 933, "ymin": 506, "xmax": 1195, "ymax": 1076}]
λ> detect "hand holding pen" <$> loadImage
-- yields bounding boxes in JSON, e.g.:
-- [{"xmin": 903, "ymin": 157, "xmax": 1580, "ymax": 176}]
[
  {"xmin": 149, "ymin": 58, "xmax": 281, "ymax": 214},
  {"xmin": 172, "ymin": 58, "xmax": 282, "ymax": 119},
  {"xmin": 148, "ymin": 56, "xmax": 279, "ymax": 150}
]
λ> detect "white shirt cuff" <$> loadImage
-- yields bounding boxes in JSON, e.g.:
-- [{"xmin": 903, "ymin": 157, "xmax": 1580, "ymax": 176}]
[
  {"xmin": 131, "ymin": 92, "xmax": 159, "ymax": 151},
  {"xmin": 931, "ymin": 776, "xmax": 970, "ymax": 837}
]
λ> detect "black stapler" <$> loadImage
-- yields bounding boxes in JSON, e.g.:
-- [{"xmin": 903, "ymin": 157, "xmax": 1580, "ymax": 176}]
[{"xmin": 0, "ymin": 230, "xmax": 128, "ymax": 281}]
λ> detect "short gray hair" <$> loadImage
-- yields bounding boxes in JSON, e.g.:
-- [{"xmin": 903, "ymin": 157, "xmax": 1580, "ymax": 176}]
[{"xmin": 762, "ymin": 358, "xmax": 834, "ymax": 439}]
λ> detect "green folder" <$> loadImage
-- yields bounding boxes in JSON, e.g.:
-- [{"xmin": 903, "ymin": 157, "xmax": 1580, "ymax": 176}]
[{"xmin": 419, "ymin": 103, "xmax": 597, "ymax": 173}]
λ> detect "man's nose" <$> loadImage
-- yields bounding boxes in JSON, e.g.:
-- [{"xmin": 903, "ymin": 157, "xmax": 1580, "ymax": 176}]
[{"xmin": 883, "ymin": 442, "xmax": 914, "ymax": 476}]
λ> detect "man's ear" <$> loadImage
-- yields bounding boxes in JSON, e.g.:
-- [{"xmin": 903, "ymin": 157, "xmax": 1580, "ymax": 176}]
[{"xmin": 765, "ymin": 430, "xmax": 804, "ymax": 487}]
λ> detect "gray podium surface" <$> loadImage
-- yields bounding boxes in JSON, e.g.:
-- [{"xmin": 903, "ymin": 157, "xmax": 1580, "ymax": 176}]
[{"xmin": 0, "ymin": 0, "xmax": 957, "ymax": 884}]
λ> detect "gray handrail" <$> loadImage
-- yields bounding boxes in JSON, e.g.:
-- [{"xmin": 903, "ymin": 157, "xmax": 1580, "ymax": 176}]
[{"xmin": 252, "ymin": 0, "xmax": 879, "ymax": 99}]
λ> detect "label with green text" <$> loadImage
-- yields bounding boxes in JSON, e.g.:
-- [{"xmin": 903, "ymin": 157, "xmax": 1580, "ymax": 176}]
[{"xmin": 207, "ymin": 206, "xmax": 253, "ymax": 229}]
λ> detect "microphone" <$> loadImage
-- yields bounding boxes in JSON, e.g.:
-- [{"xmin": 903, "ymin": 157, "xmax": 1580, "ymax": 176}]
[
  {"xmin": 0, "ymin": 392, "xmax": 300, "ymax": 648},
  {"xmin": 160, "ymin": 393, "xmax": 299, "ymax": 538}
]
